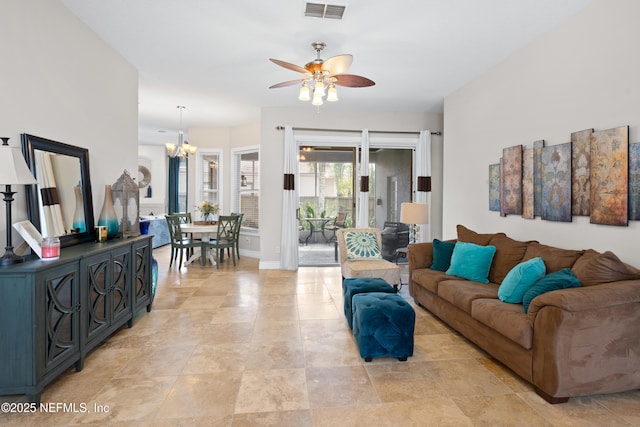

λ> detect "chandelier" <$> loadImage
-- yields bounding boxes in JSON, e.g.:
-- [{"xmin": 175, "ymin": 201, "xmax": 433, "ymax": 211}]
[{"xmin": 165, "ymin": 106, "xmax": 196, "ymax": 158}]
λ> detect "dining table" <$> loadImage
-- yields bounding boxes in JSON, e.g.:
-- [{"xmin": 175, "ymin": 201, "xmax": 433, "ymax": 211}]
[{"xmin": 180, "ymin": 223, "xmax": 218, "ymax": 266}]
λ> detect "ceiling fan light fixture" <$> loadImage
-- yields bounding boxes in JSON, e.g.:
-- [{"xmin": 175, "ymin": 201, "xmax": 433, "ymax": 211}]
[
  {"xmin": 312, "ymin": 92, "xmax": 323, "ymax": 106},
  {"xmin": 298, "ymin": 82, "xmax": 311, "ymax": 101},
  {"xmin": 314, "ymin": 80, "xmax": 326, "ymax": 97},
  {"xmin": 327, "ymin": 84, "xmax": 338, "ymax": 102}
]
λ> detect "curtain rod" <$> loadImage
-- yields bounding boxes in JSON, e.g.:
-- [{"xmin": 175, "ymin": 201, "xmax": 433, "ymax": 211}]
[{"xmin": 276, "ymin": 126, "xmax": 441, "ymax": 136}]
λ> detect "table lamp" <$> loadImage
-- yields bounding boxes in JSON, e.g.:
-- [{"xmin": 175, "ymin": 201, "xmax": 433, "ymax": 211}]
[
  {"xmin": 0, "ymin": 137, "xmax": 38, "ymax": 266},
  {"xmin": 400, "ymin": 202, "xmax": 429, "ymax": 244}
]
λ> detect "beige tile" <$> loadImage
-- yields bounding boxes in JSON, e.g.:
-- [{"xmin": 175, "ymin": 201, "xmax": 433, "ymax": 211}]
[
  {"xmin": 156, "ymin": 372, "xmax": 243, "ymax": 419},
  {"xmin": 244, "ymin": 340, "xmax": 305, "ymax": 370},
  {"xmin": 311, "ymin": 399, "xmax": 473, "ymax": 427},
  {"xmin": 182, "ymin": 343, "xmax": 250, "ymax": 374},
  {"xmin": 365, "ymin": 361, "xmax": 450, "ymax": 402},
  {"xmin": 519, "ymin": 391, "xmax": 636, "ymax": 427},
  {"xmin": 306, "ymin": 365, "xmax": 380, "ymax": 408},
  {"xmin": 231, "ymin": 410, "xmax": 312, "ymax": 426},
  {"xmin": 114, "ymin": 345, "xmax": 195, "ymax": 379},
  {"xmin": 234, "ymin": 368, "xmax": 308, "ymax": 413},
  {"xmin": 453, "ymin": 394, "xmax": 552, "ymax": 426},
  {"xmin": 429, "ymin": 359, "xmax": 512, "ymax": 398}
]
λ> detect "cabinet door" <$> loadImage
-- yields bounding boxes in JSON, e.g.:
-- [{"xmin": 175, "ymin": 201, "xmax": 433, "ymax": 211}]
[
  {"xmin": 83, "ymin": 252, "xmax": 110, "ymax": 344},
  {"xmin": 132, "ymin": 238, "xmax": 152, "ymax": 313},
  {"xmin": 111, "ymin": 246, "xmax": 131, "ymax": 325},
  {"xmin": 36, "ymin": 262, "xmax": 81, "ymax": 377}
]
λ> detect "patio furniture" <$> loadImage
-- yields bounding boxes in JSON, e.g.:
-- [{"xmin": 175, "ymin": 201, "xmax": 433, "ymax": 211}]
[{"xmin": 324, "ymin": 212, "xmax": 347, "ymax": 243}]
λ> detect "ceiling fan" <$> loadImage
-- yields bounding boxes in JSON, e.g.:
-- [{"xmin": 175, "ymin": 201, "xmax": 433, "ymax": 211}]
[{"xmin": 269, "ymin": 42, "xmax": 375, "ymax": 106}]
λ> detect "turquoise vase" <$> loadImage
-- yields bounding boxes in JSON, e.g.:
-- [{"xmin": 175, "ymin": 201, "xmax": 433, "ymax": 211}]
[
  {"xmin": 98, "ymin": 184, "xmax": 119, "ymax": 239},
  {"xmin": 72, "ymin": 185, "xmax": 86, "ymax": 233}
]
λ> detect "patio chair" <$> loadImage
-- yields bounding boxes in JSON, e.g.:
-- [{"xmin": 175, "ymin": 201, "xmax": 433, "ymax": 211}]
[
  {"xmin": 165, "ymin": 214, "xmax": 200, "ymax": 267},
  {"xmin": 324, "ymin": 212, "xmax": 347, "ymax": 243},
  {"xmin": 337, "ymin": 228, "xmax": 401, "ymax": 288}
]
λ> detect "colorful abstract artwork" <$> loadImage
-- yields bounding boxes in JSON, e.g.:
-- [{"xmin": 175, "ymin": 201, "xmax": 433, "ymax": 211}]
[
  {"xmin": 522, "ymin": 148, "xmax": 534, "ymax": 219},
  {"xmin": 571, "ymin": 129, "xmax": 593, "ymax": 216},
  {"xmin": 630, "ymin": 143, "xmax": 640, "ymax": 220},
  {"xmin": 541, "ymin": 143, "xmax": 572, "ymax": 222},
  {"xmin": 590, "ymin": 126, "xmax": 628, "ymax": 226},
  {"xmin": 489, "ymin": 164, "xmax": 500, "ymax": 211},
  {"xmin": 500, "ymin": 145, "xmax": 522, "ymax": 216},
  {"xmin": 533, "ymin": 140, "xmax": 544, "ymax": 217}
]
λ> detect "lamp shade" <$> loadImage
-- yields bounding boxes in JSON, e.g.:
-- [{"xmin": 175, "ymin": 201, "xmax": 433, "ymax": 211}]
[
  {"xmin": 400, "ymin": 202, "xmax": 428, "ymax": 224},
  {"xmin": 0, "ymin": 142, "xmax": 37, "ymax": 185}
]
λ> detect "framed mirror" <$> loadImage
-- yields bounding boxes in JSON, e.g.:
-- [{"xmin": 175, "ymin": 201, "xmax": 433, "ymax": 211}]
[{"xmin": 21, "ymin": 134, "xmax": 95, "ymax": 247}]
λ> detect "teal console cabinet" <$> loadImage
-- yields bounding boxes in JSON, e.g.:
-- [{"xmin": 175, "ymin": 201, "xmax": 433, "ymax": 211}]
[{"xmin": 0, "ymin": 236, "xmax": 152, "ymax": 403}]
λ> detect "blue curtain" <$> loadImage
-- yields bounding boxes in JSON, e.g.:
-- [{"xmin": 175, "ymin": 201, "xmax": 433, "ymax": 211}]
[{"xmin": 167, "ymin": 156, "xmax": 180, "ymax": 214}]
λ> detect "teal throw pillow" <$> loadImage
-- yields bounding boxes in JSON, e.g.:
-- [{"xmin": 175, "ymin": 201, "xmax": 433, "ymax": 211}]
[
  {"xmin": 498, "ymin": 257, "xmax": 546, "ymax": 303},
  {"xmin": 445, "ymin": 241, "xmax": 496, "ymax": 284},
  {"xmin": 522, "ymin": 268, "xmax": 582, "ymax": 313},
  {"xmin": 344, "ymin": 231, "xmax": 383, "ymax": 260},
  {"xmin": 430, "ymin": 239, "xmax": 456, "ymax": 272}
]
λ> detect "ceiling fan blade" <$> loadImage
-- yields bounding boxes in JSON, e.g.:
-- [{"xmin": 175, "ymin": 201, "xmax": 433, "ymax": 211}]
[
  {"xmin": 269, "ymin": 58, "xmax": 311, "ymax": 75},
  {"xmin": 269, "ymin": 79, "xmax": 305, "ymax": 89},
  {"xmin": 333, "ymin": 74, "xmax": 375, "ymax": 87},
  {"xmin": 322, "ymin": 54, "xmax": 353, "ymax": 76}
]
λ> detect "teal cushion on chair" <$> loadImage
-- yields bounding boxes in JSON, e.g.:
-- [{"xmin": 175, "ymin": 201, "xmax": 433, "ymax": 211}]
[
  {"xmin": 445, "ymin": 241, "xmax": 496, "ymax": 284},
  {"xmin": 498, "ymin": 257, "xmax": 546, "ymax": 303},
  {"xmin": 430, "ymin": 239, "xmax": 456, "ymax": 272}
]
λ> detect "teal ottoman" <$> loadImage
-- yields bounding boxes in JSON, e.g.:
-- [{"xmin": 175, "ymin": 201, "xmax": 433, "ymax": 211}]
[
  {"xmin": 342, "ymin": 278, "xmax": 396, "ymax": 329},
  {"xmin": 352, "ymin": 292, "xmax": 415, "ymax": 362}
]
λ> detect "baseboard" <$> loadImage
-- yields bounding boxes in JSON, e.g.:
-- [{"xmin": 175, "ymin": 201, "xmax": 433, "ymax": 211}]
[{"xmin": 239, "ymin": 249, "xmax": 260, "ymax": 259}]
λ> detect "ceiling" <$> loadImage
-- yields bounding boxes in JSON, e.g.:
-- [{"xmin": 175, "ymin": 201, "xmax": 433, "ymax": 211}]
[{"xmin": 60, "ymin": 0, "xmax": 591, "ymax": 145}]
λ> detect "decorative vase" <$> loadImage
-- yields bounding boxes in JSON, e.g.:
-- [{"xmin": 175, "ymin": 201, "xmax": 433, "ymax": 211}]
[
  {"xmin": 98, "ymin": 184, "xmax": 119, "ymax": 239},
  {"xmin": 72, "ymin": 185, "xmax": 86, "ymax": 233}
]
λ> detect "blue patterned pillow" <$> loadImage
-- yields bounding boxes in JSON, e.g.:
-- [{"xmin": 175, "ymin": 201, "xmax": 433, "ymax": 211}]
[{"xmin": 344, "ymin": 231, "xmax": 383, "ymax": 260}]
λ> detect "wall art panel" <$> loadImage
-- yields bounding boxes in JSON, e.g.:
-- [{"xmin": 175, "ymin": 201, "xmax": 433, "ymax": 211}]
[
  {"xmin": 590, "ymin": 126, "xmax": 628, "ymax": 226},
  {"xmin": 522, "ymin": 148, "xmax": 534, "ymax": 219},
  {"xmin": 489, "ymin": 163, "xmax": 500, "ymax": 212},
  {"xmin": 571, "ymin": 129, "xmax": 593, "ymax": 216},
  {"xmin": 541, "ymin": 143, "xmax": 572, "ymax": 222},
  {"xmin": 630, "ymin": 143, "xmax": 640, "ymax": 220},
  {"xmin": 533, "ymin": 140, "xmax": 544, "ymax": 217},
  {"xmin": 500, "ymin": 145, "xmax": 522, "ymax": 216}
]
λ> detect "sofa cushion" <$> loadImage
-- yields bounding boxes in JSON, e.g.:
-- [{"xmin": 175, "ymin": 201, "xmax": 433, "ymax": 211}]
[
  {"xmin": 343, "ymin": 230, "xmax": 383, "ymax": 260},
  {"xmin": 498, "ymin": 257, "xmax": 546, "ymax": 303},
  {"xmin": 471, "ymin": 299, "xmax": 533, "ymax": 349},
  {"xmin": 446, "ymin": 242, "xmax": 496, "ymax": 284},
  {"xmin": 456, "ymin": 224, "xmax": 505, "ymax": 246},
  {"xmin": 521, "ymin": 242, "xmax": 583, "ymax": 273},
  {"xmin": 487, "ymin": 234, "xmax": 533, "ymax": 284},
  {"xmin": 411, "ymin": 268, "xmax": 451, "ymax": 294},
  {"xmin": 522, "ymin": 268, "xmax": 582, "ymax": 313},
  {"xmin": 430, "ymin": 239, "xmax": 456, "ymax": 272},
  {"xmin": 571, "ymin": 249, "xmax": 640, "ymax": 287},
  {"xmin": 438, "ymin": 280, "xmax": 499, "ymax": 314}
]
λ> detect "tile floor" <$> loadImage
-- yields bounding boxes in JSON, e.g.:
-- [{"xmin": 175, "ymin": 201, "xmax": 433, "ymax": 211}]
[{"xmin": 2, "ymin": 245, "xmax": 639, "ymax": 426}]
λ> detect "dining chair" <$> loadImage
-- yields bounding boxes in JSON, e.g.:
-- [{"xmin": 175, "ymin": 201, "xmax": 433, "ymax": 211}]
[
  {"xmin": 165, "ymin": 214, "xmax": 199, "ymax": 267},
  {"xmin": 230, "ymin": 212, "xmax": 244, "ymax": 260},
  {"xmin": 202, "ymin": 215, "xmax": 237, "ymax": 269}
]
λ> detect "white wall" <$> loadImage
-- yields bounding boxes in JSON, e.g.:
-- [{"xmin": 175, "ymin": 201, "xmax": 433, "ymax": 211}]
[
  {"xmin": 443, "ymin": 0, "xmax": 640, "ymax": 264},
  {"xmin": 260, "ymin": 107, "xmax": 444, "ymax": 268},
  {"xmin": 0, "ymin": 0, "xmax": 138, "ymax": 245}
]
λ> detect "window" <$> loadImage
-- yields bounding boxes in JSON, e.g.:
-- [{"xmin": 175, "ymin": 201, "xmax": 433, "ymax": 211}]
[
  {"xmin": 232, "ymin": 147, "xmax": 259, "ymax": 231},
  {"xmin": 196, "ymin": 150, "xmax": 221, "ymax": 212}
]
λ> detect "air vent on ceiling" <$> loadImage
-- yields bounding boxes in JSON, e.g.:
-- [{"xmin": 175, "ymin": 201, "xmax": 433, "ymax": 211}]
[{"xmin": 304, "ymin": 2, "xmax": 347, "ymax": 20}]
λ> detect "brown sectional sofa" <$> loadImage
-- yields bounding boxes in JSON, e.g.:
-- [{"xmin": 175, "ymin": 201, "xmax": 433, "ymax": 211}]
[{"xmin": 408, "ymin": 225, "xmax": 640, "ymax": 403}]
